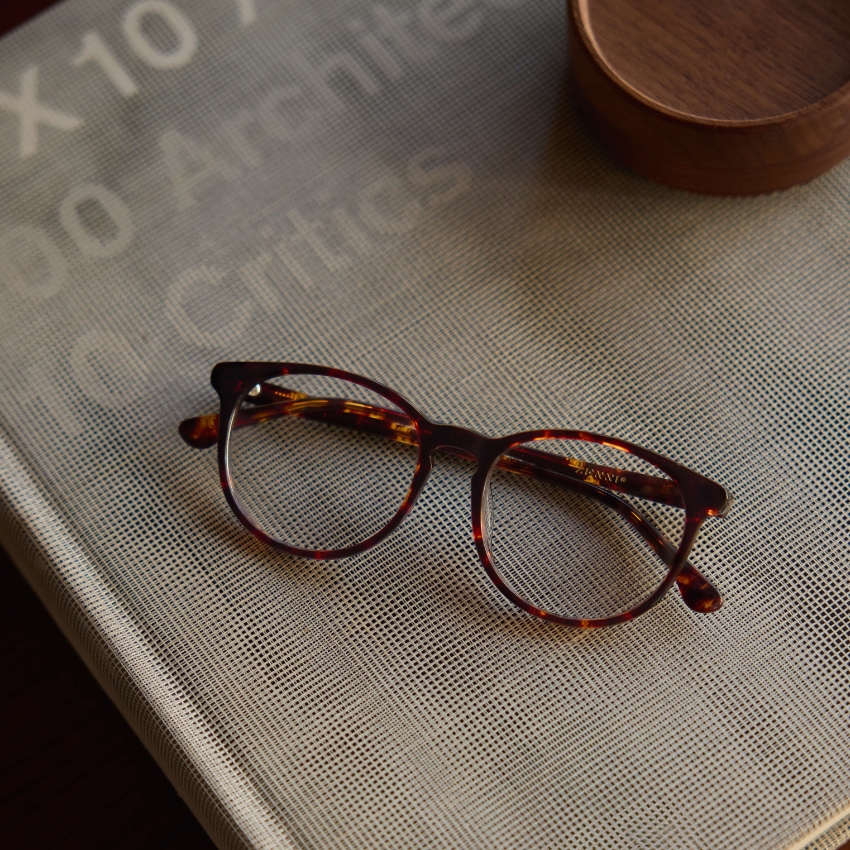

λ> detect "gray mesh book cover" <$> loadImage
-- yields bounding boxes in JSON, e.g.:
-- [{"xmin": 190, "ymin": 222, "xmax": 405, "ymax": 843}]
[{"xmin": 0, "ymin": 1, "xmax": 848, "ymax": 848}]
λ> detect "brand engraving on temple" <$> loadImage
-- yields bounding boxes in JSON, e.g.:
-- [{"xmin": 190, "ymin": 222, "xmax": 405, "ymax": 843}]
[{"xmin": 581, "ymin": 465, "xmax": 628, "ymax": 486}]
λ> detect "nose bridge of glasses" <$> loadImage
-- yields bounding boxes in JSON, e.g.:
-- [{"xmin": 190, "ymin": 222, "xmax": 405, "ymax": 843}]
[{"xmin": 428, "ymin": 423, "xmax": 496, "ymax": 466}]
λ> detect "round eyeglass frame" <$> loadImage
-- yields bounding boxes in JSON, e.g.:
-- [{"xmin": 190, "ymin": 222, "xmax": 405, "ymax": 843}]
[{"xmin": 203, "ymin": 361, "xmax": 730, "ymax": 629}]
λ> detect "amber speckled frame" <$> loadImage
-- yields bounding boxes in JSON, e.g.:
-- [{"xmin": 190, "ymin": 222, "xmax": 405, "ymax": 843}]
[{"xmin": 179, "ymin": 362, "xmax": 733, "ymax": 629}]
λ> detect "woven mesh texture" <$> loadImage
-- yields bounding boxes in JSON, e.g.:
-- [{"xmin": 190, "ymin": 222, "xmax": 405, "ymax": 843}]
[{"xmin": 0, "ymin": 1, "xmax": 848, "ymax": 848}]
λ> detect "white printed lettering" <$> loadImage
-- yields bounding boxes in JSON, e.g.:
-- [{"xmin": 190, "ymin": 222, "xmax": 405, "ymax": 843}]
[
  {"xmin": 0, "ymin": 226, "xmax": 66, "ymax": 299},
  {"xmin": 235, "ymin": 0, "xmax": 257, "ymax": 26},
  {"xmin": 159, "ymin": 130, "xmax": 239, "ymax": 211},
  {"xmin": 220, "ymin": 110, "xmax": 264, "ymax": 166},
  {"xmin": 347, "ymin": 18, "xmax": 404, "ymax": 80},
  {"xmin": 257, "ymin": 85, "xmax": 314, "ymax": 141},
  {"xmin": 0, "ymin": 67, "xmax": 83, "ymax": 159},
  {"xmin": 272, "ymin": 239, "xmax": 314, "ymax": 290},
  {"xmin": 419, "ymin": 0, "xmax": 483, "ymax": 42},
  {"xmin": 123, "ymin": 1, "xmax": 199, "ymax": 70},
  {"xmin": 286, "ymin": 49, "xmax": 381, "ymax": 114},
  {"xmin": 359, "ymin": 174, "xmax": 422, "ymax": 234},
  {"xmin": 287, "ymin": 209, "xmax": 351, "ymax": 271},
  {"xmin": 407, "ymin": 147, "xmax": 472, "ymax": 207},
  {"xmin": 73, "ymin": 32, "xmax": 139, "ymax": 98},
  {"xmin": 237, "ymin": 253, "xmax": 281, "ymax": 313},
  {"xmin": 330, "ymin": 206, "xmax": 374, "ymax": 254},
  {"xmin": 372, "ymin": 5, "xmax": 435, "ymax": 62},
  {"xmin": 59, "ymin": 184, "xmax": 135, "ymax": 259},
  {"xmin": 165, "ymin": 265, "xmax": 253, "ymax": 348}
]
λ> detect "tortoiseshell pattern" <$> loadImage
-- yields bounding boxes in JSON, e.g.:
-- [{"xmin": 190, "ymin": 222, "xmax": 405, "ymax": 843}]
[{"xmin": 179, "ymin": 362, "xmax": 733, "ymax": 629}]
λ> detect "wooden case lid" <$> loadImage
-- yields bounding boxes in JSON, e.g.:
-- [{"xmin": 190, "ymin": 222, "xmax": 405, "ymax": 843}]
[{"xmin": 568, "ymin": 0, "xmax": 850, "ymax": 195}]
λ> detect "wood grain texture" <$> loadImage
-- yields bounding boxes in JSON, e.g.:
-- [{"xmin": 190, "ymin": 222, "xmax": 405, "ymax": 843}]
[{"xmin": 569, "ymin": 0, "xmax": 850, "ymax": 194}]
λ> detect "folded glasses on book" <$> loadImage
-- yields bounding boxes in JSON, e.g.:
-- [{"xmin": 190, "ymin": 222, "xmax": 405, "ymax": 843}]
[{"xmin": 180, "ymin": 362, "xmax": 732, "ymax": 628}]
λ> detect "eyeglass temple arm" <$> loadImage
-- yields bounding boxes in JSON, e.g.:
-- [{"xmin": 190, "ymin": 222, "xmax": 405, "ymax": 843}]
[
  {"xmin": 179, "ymin": 384, "xmax": 683, "ymax": 508},
  {"xmin": 230, "ymin": 395, "xmax": 710, "ymax": 546},
  {"xmin": 179, "ymin": 386, "xmax": 721, "ymax": 613}
]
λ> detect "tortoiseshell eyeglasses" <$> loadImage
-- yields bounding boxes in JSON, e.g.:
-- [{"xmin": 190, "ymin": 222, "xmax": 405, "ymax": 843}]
[{"xmin": 179, "ymin": 362, "xmax": 732, "ymax": 629}]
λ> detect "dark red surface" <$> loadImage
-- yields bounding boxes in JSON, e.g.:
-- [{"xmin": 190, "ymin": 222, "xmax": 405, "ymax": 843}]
[
  {"xmin": 0, "ymin": 0, "xmax": 66, "ymax": 35},
  {"xmin": 0, "ymin": 545, "xmax": 216, "ymax": 850}
]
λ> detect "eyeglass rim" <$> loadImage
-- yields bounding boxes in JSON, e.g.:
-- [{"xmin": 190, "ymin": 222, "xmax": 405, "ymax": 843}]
[
  {"xmin": 215, "ymin": 362, "xmax": 430, "ymax": 562},
  {"xmin": 209, "ymin": 360, "xmax": 729, "ymax": 629}
]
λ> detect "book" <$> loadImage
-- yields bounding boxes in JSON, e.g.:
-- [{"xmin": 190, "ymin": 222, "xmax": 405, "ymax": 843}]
[{"xmin": 1, "ymin": 1, "xmax": 848, "ymax": 847}]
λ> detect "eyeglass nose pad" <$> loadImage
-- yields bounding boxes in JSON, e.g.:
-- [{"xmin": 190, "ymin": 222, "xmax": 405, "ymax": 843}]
[{"xmin": 476, "ymin": 472, "xmax": 494, "ymax": 551}]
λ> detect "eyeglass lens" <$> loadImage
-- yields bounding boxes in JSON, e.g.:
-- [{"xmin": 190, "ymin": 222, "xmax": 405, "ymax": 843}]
[
  {"xmin": 228, "ymin": 374, "xmax": 420, "ymax": 552},
  {"xmin": 486, "ymin": 438, "xmax": 685, "ymax": 620}
]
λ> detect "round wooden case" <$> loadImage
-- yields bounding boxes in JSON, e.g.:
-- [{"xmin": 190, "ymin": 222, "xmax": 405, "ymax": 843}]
[{"xmin": 568, "ymin": 0, "xmax": 850, "ymax": 195}]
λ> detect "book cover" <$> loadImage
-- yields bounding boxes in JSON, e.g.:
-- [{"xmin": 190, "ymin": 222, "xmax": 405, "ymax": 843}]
[{"xmin": 1, "ymin": 1, "xmax": 848, "ymax": 847}]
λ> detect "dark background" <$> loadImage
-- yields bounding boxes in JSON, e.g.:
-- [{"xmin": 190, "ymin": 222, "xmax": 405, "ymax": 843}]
[
  {"xmin": 1, "ymin": 546, "xmax": 216, "ymax": 849},
  {"xmin": 1, "ymin": 2, "xmax": 847, "ymax": 849},
  {"xmin": 0, "ymin": 1, "xmax": 68, "ymax": 34}
]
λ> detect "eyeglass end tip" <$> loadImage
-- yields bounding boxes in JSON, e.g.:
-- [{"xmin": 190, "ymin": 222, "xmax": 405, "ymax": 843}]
[{"xmin": 178, "ymin": 414, "xmax": 219, "ymax": 449}]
